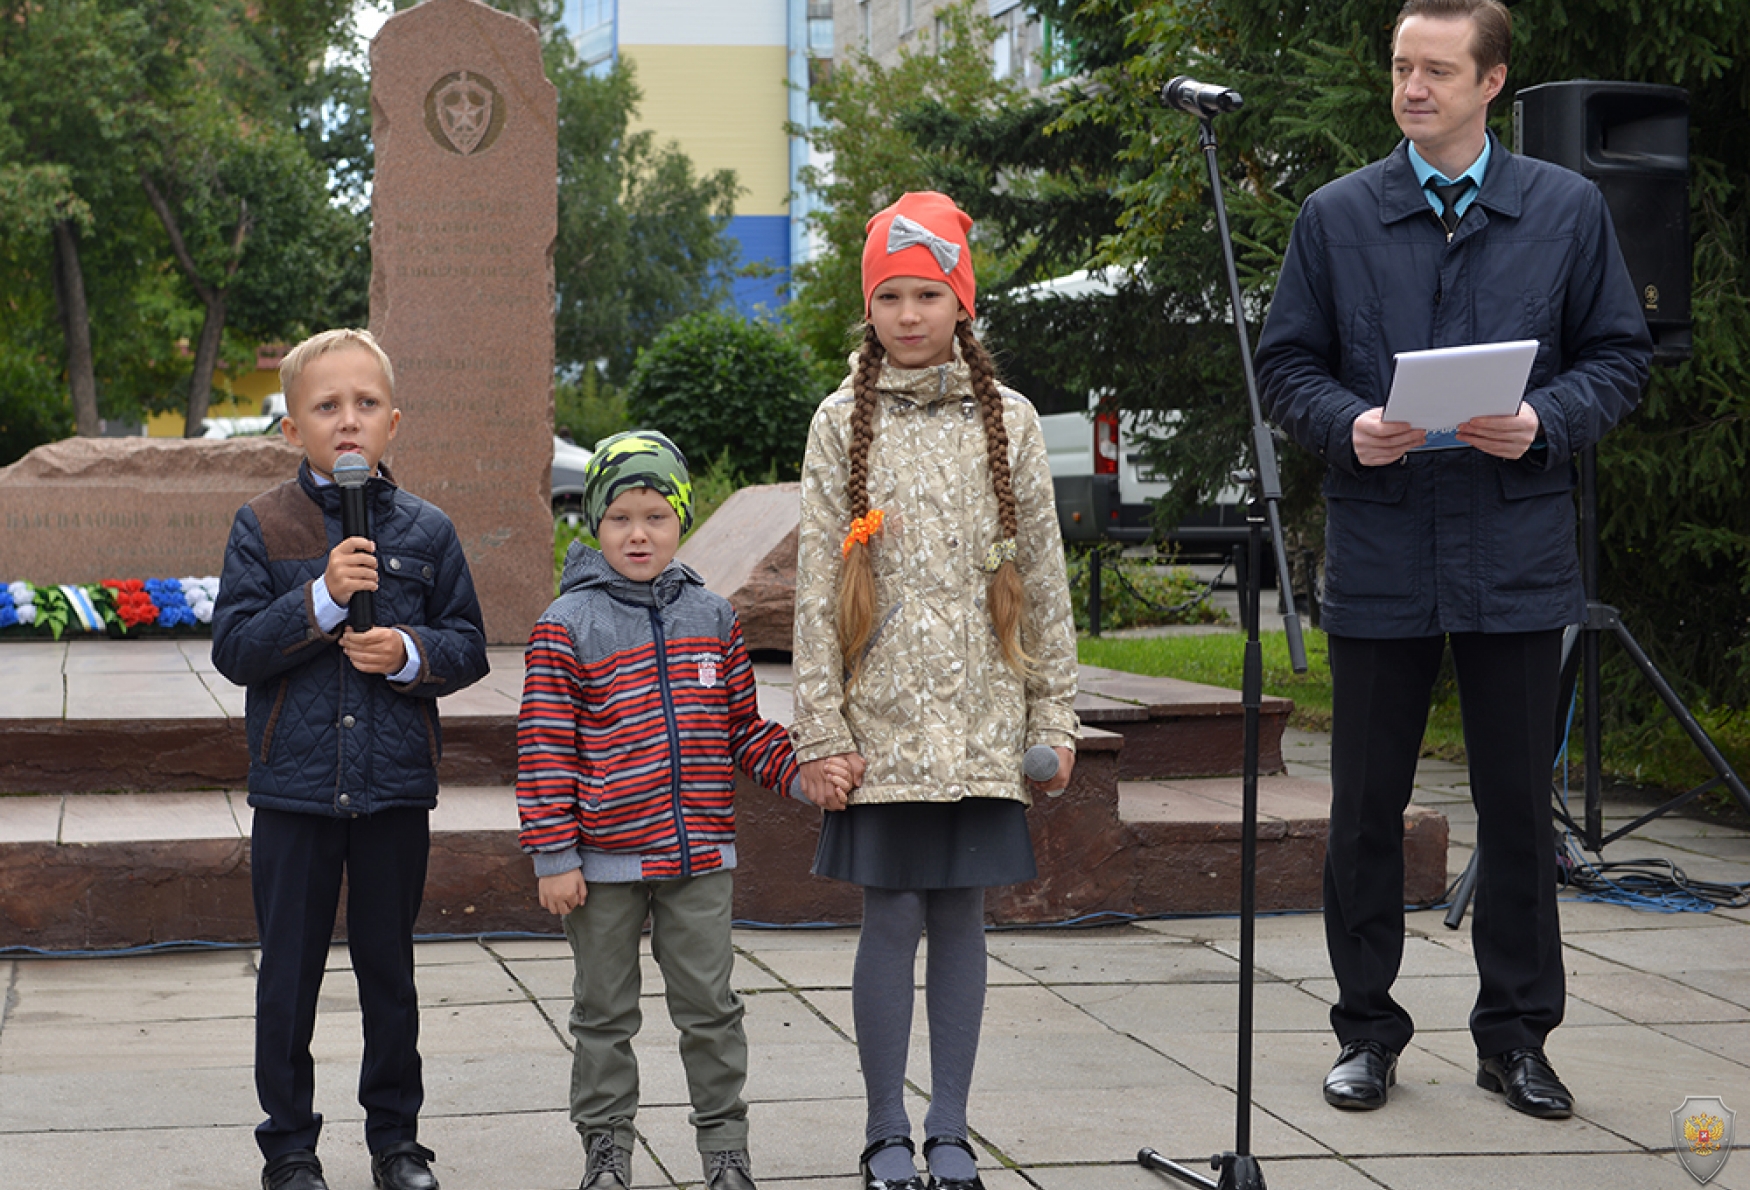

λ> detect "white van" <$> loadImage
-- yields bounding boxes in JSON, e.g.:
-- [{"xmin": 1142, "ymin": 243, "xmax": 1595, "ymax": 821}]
[{"xmin": 997, "ymin": 268, "xmax": 1248, "ymax": 549}]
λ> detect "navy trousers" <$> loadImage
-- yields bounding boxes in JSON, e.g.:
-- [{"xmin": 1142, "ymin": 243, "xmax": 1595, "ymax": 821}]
[
  {"xmin": 1324, "ymin": 630, "xmax": 1566, "ymax": 1059},
  {"xmin": 250, "ymin": 806, "xmax": 430, "ymax": 1160}
]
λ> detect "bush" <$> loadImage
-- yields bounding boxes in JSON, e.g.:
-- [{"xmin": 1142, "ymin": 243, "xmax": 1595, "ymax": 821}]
[
  {"xmin": 554, "ymin": 368, "xmax": 631, "ymax": 451},
  {"xmin": 1067, "ymin": 545, "xmax": 1227, "ymax": 632},
  {"xmin": 624, "ymin": 310, "xmax": 818, "ymax": 481}
]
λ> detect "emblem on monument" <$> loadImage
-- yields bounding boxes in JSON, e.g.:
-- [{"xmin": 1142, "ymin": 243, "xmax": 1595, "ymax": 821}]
[
  {"xmin": 1672, "ymin": 1095, "xmax": 1735, "ymax": 1184},
  {"xmin": 424, "ymin": 71, "xmax": 504, "ymax": 156}
]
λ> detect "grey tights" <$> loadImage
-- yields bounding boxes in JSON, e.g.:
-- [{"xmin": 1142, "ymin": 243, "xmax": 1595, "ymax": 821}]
[{"xmin": 854, "ymin": 885, "xmax": 987, "ymax": 1181}]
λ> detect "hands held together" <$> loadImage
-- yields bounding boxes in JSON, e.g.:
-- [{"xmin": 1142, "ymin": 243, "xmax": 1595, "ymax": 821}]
[
  {"xmin": 798, "ymin": 753, "xmax": 864, "ymax": 811},
  {"xmin": 1352, "ymin": 404, "xmax": 1541, "ymax": 467}
]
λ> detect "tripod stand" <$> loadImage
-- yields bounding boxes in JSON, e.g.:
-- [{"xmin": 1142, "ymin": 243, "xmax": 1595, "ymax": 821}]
[
  {"xmin": 1137, "ymin": 80, "xmax": 1307, "ymax": 1190},
  {"xmin": 1443, "ymin": 439, "xmax": 1750, "ymax": 930}
]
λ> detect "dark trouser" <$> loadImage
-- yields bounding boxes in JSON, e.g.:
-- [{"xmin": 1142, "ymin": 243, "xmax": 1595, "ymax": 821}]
[
  {"xmin": 251, "ymin": 806, "xmax": 430, "ymax": 1161},
  {"xmin": 1325, "ymin": 630, "xmax": 1566, "ymax": 1058}
]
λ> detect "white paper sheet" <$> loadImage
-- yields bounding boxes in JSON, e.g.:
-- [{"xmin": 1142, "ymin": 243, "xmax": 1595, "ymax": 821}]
[{"xmin": 1382, "ymin": 339, "xmax": 1538, "ymax": 432}]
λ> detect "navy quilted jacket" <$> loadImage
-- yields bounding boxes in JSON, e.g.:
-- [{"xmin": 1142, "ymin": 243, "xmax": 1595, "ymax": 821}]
[{"xmin": 212, "ymin": 461, "xmax": 489, "ymax": 816}]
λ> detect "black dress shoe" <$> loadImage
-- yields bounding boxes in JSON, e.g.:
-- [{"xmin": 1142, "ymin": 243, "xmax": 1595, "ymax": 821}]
[
  {"xmin": 262, "ymin": 1150, "xmax": 329, "ymax": 1190},
  {"xmin": 1477, "ymin": 1047, "xmax": 1573, "ymax": 1119},
  {"xmin": 1323, "ymin": 1039, "xmax": 1397, "ymax": 1110},
  {"xmin": 372, "ymin": 1140, "xmax": 440, "ymax": 1190},
  {"xmin": 859, "ymin": 1136, "xmax": 927, "ymax": 1190},
  {"xmin": 922, "ymin": 1136, "xmax": 986, "ymax": 1190}
]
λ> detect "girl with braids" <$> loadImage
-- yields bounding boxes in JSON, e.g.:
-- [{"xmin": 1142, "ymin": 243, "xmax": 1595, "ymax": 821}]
[{"xmin": 790, "ymin": 191, "xmax": 1079, "ymax": 1190}]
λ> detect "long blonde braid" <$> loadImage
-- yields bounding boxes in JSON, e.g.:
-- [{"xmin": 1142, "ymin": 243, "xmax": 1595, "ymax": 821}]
[
  {"xmin": 959, "ymin": 320, "xmax": 1032, "ymax": 673},
  {"xmin": 835, "ymin": 325, "xmax": 884, "ymax": 683}
]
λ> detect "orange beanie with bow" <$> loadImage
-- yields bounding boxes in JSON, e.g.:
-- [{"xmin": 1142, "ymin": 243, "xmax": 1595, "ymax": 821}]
[{"xmin": 861, "ymin": 191, "xmax": 977, "ymax": 319}]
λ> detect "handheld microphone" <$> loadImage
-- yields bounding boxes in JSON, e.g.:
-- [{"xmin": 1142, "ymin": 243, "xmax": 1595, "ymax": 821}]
[
  {"xmin": 332, "ymin": 451, "xmax": 374, "ymax": 632},
  {"xmin": 1024, "ymin": 744, "xmax": 1063, "ymax": 797},
  {"xmin": 1160, "ymin": 75, "xmax": 1243, "ymax": 118}
]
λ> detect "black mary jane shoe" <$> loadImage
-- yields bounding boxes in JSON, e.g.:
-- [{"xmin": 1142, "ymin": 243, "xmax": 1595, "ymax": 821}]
[
  {"xmin": 859, "ymin": 1136, "xmax": 927, "ymax": 1190},
  {"xmin": 922, "ymin": 1136, "xmax": 986, "ymax": 1190}
]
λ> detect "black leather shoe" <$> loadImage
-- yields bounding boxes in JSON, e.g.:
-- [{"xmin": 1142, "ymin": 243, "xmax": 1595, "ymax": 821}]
[
  {"xmin": 859, "ymin": 1136, "xmax": 927, "ymax": 1190},
  {"xmin": 262, "ymin": 1150, "xmax": 329, "ymax": 1190},
  {"xmin": 1477, "ymin": 1047, "xmax": 1573, "ymax": 1119},
  {"xmin": 372, "ymin": 1141, "xmax": 439, "ymax": 1190},
  {"xmin": 922, "ymin": 1136, "xmax": 986, "ymax": 1190},
  {"xmin": 1323, "ymin": 1039, "xmax": 1397, "ymax": 1110}
]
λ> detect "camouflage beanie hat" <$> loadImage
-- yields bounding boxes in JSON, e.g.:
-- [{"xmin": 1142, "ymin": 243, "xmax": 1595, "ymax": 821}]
[{"xmin": 581, "ymin": 430, "xmax": 694, "ymax": 536}]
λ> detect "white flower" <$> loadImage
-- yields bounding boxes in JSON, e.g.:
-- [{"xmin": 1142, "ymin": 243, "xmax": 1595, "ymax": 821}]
[
  {"xmin": 7, "ymin": 581, "xmax": 31, "ymax": 604},
  {"xmin": 17, "ymin": 604, "xmax": 35, "ymax": 625}
]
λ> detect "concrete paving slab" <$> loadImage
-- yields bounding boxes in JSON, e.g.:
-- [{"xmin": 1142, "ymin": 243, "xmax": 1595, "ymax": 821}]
[
  {"xmin": 59, "ymin": 790, "xmax": 242, "ymax": 842},
  {"xmin": 422, "ymin": 1049, "xmax": 575, "ymax": 1118},
  {"xmin": 986, "ymin": 931, "xmax": 1242, "ymax": 985},
  {"xmin": 0, "ymin": 1123, "xmax": 262, "ymax": 1190},
  {"xmin": 0, "ymin": 1063, "xmax": 259, "ymax": 1131},
  {"xmin": 967, "ymin": 1085, "xmax": 1328, "ymax": 1163},
  {"xmin": 1564, "ymin": 919, "xmax": 1750, "ymax": 972},
  {"xmin": 1355, "ymin": 1152, "xmax": 1742, "ymax": 1190},
  {"xmin": 1058, "ymin": 979, "xmax": 1333, "ymax": 1042},
  {"xmin": 0, "ymin": 1010, "xmax": 255, "ymax": 1074},
  {"xmin": 1568, "ymin": 968, "xmax": 1748, "ymax": 1024},
  {"xmin": 1032, "ymin": 1159, "xmax": 1385, "ymax": 1190},
  {"xmin": 0, "ymin": 795, "xmax": 60, "ymax": 843},
  {"xmin": 65, "ymin": 669, "xmax": 227, "ymax": 718},
  {"xmin": 1, "ymin": 670, "xmax": 63, "ymax": 718}
]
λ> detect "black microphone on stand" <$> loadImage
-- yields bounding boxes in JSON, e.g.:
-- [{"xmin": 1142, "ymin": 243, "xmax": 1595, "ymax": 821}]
[
  {"xmin": 1160, "ymin": 75, "xmax": 1243, "ymax": 117},
  {"xmin": 332, "ymin": 451, "xmax": 374, "ymax": 632}
]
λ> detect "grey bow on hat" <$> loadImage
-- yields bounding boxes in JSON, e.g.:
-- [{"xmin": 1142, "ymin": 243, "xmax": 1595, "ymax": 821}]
[{"xmin": 886, "ymin": 214, "xmax": 961, "ymax": 275}]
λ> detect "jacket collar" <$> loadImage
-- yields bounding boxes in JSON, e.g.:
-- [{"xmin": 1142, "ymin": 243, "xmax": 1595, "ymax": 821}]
[
  {"xmin": 1379, "ymin": 130, "xmax": 1522, "ymax": 227},
  {"xmin": 297, "ymin": 458, "xmax": 400, "ymax": 512},
  {"xmin": 557, "ymin": 541, "xmax": 703, "ymax": 608},
  {"xmin": 841, "ymin": 336, "xmax": 973, "ymax": 409}
]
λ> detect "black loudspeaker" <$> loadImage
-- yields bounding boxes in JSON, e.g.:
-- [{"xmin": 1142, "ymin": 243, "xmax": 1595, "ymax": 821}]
[{"xmin": 1514, "ymin": 80, "xmax": 1691, "ymax": 361}]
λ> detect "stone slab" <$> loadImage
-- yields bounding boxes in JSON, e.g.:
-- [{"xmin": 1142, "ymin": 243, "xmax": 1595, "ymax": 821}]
[
  {"xmin": 0, "ymin": 437, "xmax": 302, "ymax": 582},
  {"xmin": 674, "ymin": 482, "xmax": 801, "ymax": 653},
  {"xmin": 370, "ymin": 0, "xmax": 558, "ymax": 646}
]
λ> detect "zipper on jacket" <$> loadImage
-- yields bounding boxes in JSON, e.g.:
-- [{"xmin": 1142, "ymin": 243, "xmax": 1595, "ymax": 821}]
[{"xmin": 648, "ymin": 605, "xmax": 692, "ymax": 876}]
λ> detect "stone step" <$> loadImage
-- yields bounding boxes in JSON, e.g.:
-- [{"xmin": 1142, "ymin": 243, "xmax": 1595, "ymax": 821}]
[
  {"xmin": 0, "ymin": 650, "xmax": 1286, "ymax": 795},
  {"xmin": 0, "ymin": 640, "xmax": 1442, "ymax": 951},
  {"xmin": 0, "ymin": 743, "xmax": 1448, "ymax": 951}
]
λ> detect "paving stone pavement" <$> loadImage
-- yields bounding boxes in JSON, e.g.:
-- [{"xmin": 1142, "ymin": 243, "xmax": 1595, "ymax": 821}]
[{"xmin": 3, "ymin": 729, "xmax": 1748, "ymax": 1189}]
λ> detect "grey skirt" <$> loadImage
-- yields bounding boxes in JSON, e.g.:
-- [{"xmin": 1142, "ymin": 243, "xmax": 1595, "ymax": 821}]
[{"xmin": 812, "ymin": 797, "xmax": 1037, "ymax": 890}]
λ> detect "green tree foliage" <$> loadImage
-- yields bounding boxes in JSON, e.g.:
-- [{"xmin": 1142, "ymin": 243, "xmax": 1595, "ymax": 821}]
[
  {"xmin": 788, "ymin": 0, "xmax": 1024, "ymax": 372},
  {"xmin": 464, "ymin": 0, "xmax": 743, "ymax": 384},
  {"xmin": 624, "ymin": 311, "xmax": 818, "ymax": 481},
  {"xmin": 872, "ymin": 0, "xmax": 1750, "ymax": 715},
  {"xmin": 550, "ymin": 55, "xmax": 742, "ymax": 385},
  {"xmin": 0, "ymin": 0, "xmax": 363, "ymax": 450}
]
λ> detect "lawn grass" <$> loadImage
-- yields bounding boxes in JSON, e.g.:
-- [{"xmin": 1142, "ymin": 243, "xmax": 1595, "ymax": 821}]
[
  {"xmin": 1080, "ymin": 629, "xmax": 1470, "ymax": 764},
  {"xmin": 1077, "ymin": 628, "xmax": 1750, "ymax": 806}
]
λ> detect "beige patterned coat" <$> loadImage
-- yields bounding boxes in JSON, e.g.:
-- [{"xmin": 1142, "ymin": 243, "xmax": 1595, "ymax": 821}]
[{"xmin": 790, "ymin": 351, "xmax": 1080, "ymax": 805}]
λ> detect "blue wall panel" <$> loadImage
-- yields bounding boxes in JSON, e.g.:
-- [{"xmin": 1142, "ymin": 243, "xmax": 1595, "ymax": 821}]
[{"xmin": 726, "ymin": 214, "xmax": 790, "ymax": 316}]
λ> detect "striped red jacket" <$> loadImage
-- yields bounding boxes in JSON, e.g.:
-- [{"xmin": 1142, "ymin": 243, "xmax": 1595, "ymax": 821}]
[{"xmin": 516, "ymin": 547, "xmax": 799, "ymax": 882}]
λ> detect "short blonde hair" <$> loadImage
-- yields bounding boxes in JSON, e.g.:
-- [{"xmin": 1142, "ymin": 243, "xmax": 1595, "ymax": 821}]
[{"xmin": 280, "ymin": 329, "xmax": 395, "ymax": 411}]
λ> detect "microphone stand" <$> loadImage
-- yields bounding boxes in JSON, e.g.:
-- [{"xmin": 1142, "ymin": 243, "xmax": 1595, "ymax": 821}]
[{"xmin": 1137, "ymin": 100, "xmax": 1307, "ymax": 1190}]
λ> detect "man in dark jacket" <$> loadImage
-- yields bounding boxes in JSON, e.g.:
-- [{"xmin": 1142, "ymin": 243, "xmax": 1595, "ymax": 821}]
[
  {"xmin": 213, "ymin": 329, "xmax": 489, "ymax": 1190},
  {"xmin": 1255, "ymin": 0, "xmax": 1651, "ymax": 1120}
]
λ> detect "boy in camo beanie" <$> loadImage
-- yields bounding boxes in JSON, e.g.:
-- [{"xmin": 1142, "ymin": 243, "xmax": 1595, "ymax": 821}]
[{"xmin": 581, "ymin": 429, "xmax": 694, "ymax": 536}]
